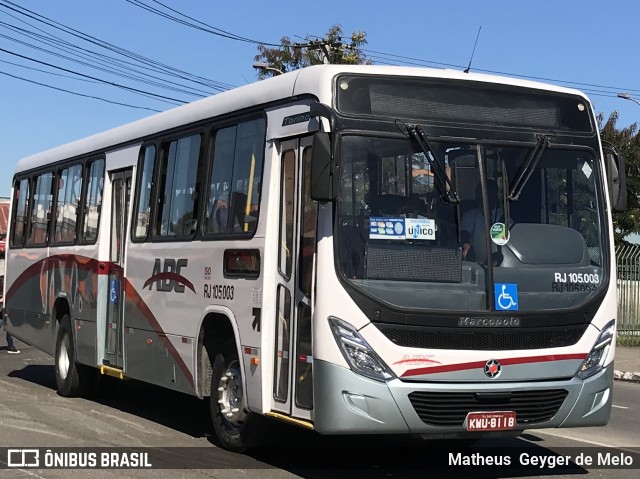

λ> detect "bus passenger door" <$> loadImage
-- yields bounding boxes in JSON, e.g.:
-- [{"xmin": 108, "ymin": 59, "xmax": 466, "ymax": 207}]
[
  {"xmin": 272, "ymin": 137, "xmax": 316, "ymax": 420},
  {"xmin": 103, "ymin": 169, "xmax": 132, "ymax": 369}
]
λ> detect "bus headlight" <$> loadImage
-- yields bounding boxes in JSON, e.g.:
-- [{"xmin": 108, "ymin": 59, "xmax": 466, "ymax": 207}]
[
  {"xmin": 329, "ymin": 317, "xmax": 395, "ymax": 382},
  {"xmin": 577, "ymin": 319, "xmax": 615, "ymax": 380}
]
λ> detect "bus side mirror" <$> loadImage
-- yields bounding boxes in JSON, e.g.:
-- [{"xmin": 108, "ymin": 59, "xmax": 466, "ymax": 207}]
[
  {"xmin": 310, "ymin": 132, "xmax": 336, "ymax": 202},
  {"xmin": 605, "ymin": 149, "xmax": 627, "ymax": 212}
]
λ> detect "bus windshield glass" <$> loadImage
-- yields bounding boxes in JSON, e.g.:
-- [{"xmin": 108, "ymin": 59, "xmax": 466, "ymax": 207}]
[{"xmin": 337, "ymin": 135, "xmax": 605, "ymax": 312}]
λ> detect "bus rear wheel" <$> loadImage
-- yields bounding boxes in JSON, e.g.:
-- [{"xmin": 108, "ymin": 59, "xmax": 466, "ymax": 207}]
[
  {"xmin": 209, "ymin": 340, "xmax": 264, "ymax": 451},
  {"xmin": 55, "ymin": 315, "xmax": 90, "ymax": 397}
]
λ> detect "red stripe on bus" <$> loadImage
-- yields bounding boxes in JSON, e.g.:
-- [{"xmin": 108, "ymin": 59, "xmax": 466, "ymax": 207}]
[
  {"xmin": 5, "ymin": 253, "xmax": 193, "ymax": 390},
  {"xmin": 97, "ymin": 262, "xmax": 119, "ymax": 275},
  {"xmin": 142, "ymin": 272, "xmax": 196, "ymax": 294},
  {"xmin": 392, "ymin": 358, "xmax": 442, "ymax": 365},
  {"xmin": 400, "ymin": 353, "xmax": 588, "ymax": 377},
  {"xmin": 5, "ymin": 254, "xmax": 100, "ymax": 301}
]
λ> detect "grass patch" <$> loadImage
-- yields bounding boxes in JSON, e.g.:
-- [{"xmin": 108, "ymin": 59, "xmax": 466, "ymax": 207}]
[{"xmin": 617, "ymin": 335, "xmax": 640, "ymax": 347}]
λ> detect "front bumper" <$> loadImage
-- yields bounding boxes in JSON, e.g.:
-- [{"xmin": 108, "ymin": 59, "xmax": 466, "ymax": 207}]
[{"xmin": 313, "ymin": 359, "xmax": 613, "ymax": 435}]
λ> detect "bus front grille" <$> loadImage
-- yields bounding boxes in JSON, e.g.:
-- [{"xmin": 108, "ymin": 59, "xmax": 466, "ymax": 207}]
[
  {"xmin": 375, "ymin": 323, "xmax": 588, "ymax": 350},
  {"xmin": 408, "ymin": 389, "xmax": 569, "ymax": 427}
]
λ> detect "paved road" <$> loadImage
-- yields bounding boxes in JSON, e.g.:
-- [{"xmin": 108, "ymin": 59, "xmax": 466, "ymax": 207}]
[{"xmin": 0, "ymin": 341, "xmax": 638, "ymax": 479}]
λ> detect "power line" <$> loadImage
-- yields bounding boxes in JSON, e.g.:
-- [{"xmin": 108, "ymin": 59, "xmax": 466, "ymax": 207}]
[
  {"xmin": 0, "ymin": 0, "xmax": 235, "ymax": 91},
  {"xmin": 147, "ymin": 0, "xmax": 263, "ymax": 44},
  {"xmin": 474, "ymin": 67, "xmax": 640, "ymax": 96},
  {"xmin": 361, "ymin": 47, "xmax": 468, "ymax": 69},
  {"xmin": 0, "ymin": 46, "xmax": 188, "ymax": 104},
  {"xmin": 0, "ymin": 23, "xmax": 211, "ymax": 98},
  {"xmin": 123, "ymin": 0, "xmax": 281, "ymax": 47},
  {"xmin": 0, "ymin": 69, "xmax": 161, "ymax": 112},
  {"xmin": 5, "ymin": 0, "xmax": 634, "ymax": 113},
  {"xmin": 359, "ymin": 47, "xmax": 640, "ymax": 95},
  {"xmin": 0, "ymin": 16, "xmax": 219, "ymax": 96},
  {"xmin": 320, "ymin": 35, "xmax": 640, "ymax": 96},
  {"xmin": 0, "ymin": 57, "xmax": 100, "ymax": 83}
]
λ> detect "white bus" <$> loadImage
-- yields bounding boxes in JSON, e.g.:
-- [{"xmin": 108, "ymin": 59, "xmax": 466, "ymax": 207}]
[{"xmin": 3, "ymin": 65, "xmax": 626, "ymax": 450}]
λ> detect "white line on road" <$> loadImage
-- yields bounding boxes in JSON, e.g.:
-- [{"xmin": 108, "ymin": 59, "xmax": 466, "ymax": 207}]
[
  {"xmin": 525, "ymin": 430, "xmax": 639, "ymax": 453},
  {"xmin": 612, "ymin": 405, "xmax": 630, "ymax": 409}
]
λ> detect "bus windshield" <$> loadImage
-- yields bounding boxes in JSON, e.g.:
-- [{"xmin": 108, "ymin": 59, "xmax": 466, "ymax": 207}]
[{"xmin": 337, "ymin": 135, "xmax": 605, "ymax": 313}]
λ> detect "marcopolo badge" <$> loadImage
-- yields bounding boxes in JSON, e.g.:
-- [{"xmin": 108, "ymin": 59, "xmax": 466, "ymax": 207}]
[{"xmin": 490, "ymin": 222, "xmax": 509, "ymax": 246}]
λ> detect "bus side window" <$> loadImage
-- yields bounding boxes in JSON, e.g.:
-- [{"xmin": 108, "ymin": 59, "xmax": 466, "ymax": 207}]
[
  {"xmin": 205, "ymin": 118, "xmax": 266, "ymax": 236},
  {"xmin": 229, "ymin": 119, "xmax": 265, "ymax": 234},
  {"xmin": 299, "ymin": 147, "xmax": 317, "ymax": 295},
  {"xmin": 53, "ymin": 164, "xmax": 83, "ymax": 244},
  {"xmin": 27, "ymin": 172, "xmax": 54, "ymax": 246},
  {"xmin": 11, "ymin": 178, "xmax": 30, "ymax": 248},
  {"xmin": 278, "ymin": 150, "xmax": 295, "ymax": 278},
  {"xmin": 205, "ymin": 127, "xmax": 235, "ymax": 234},
  {"xmin": 156, "ymin": 134, "xmax": 202, "ymax": 238},
  {"xmin": 81, "ymin": 159, "xmax": 105, "ymax": 243},
  {"xmin": 134, "ymin": 146, "xmax": 156, "ymax": 240}
]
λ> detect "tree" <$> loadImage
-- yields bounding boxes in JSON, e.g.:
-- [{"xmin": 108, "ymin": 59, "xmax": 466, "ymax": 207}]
[
  {"xmin": 598, "ymin": 111, "xmax": 640, "ymax": 245},
  {"xmin": 254, "ymin": 24, "xmax": 371, "ymax": 79}
]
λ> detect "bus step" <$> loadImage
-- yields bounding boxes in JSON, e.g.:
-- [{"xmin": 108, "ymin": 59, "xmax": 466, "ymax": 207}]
[
  {"xmin": 100, "ymin": 364, "xmax": 125, "ymax": 380},
  {"xmin": 265, "ymin": 412, "xmax": 314, "ymax": 430}
]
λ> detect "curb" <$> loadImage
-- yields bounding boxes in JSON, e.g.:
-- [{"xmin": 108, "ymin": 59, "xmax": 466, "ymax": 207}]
[{"xmin": 613, "ymin": 370, "xmax": 640, "ymax": 382}]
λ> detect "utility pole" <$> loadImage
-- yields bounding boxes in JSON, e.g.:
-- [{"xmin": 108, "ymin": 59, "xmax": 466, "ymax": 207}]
[
  {"xmin": 307, "ymin": 40, "xmax": 340, "ymax": 64},
  {"xmin": 318, "ymin": 41, "xmax": 332, "ymax": 64}
]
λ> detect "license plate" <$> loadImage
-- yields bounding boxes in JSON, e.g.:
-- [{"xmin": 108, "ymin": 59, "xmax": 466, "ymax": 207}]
[{"xmin": 466, "ymin": 411, "xmax": 516, "ymax": 431}]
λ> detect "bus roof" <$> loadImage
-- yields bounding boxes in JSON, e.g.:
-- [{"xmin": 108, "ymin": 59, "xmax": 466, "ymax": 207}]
[{"xmin": 14, "ymin": 65, "xmax": 589, "ymax": 175}]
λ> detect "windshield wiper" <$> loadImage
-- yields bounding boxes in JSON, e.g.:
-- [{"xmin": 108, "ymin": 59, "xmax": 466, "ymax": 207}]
[
  {"xmin": 508, "ymin": 133, "xmax": 555, "ymax": 201},
  {"xmin": 405, "ymin": 124, "xmax": 460, "ymax": 203}
]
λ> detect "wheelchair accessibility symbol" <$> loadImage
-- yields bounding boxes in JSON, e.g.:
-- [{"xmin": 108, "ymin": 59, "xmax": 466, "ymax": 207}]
[
  {"xmin": 110, "ymin": 279, "xmax": 119, "ymax": 304},
  {"xmin": 495, "ymin": 283, "xmax": 518, "ymax": 311}
]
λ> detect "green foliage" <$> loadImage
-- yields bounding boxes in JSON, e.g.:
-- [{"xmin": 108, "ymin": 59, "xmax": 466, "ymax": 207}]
[
  {"xmin": 617, "ymin": 334, "xmax": 640, "ymax": 347},
  {"xmin": 254, "ymin": 25, "xmax": 371, "ymax": 79},
  {"xmin": 598, "ymin": 111, "xmax": 640, "ymax": 245}
]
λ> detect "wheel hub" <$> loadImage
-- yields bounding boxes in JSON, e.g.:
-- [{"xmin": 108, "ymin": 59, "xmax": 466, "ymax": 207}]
[
  {"xmin": 58, "ymin": 333, "xmax": 70, "ymax": 380},
  {"xmin": 217, "ymin": 362, "xmax": 245, "ymax": 427}
]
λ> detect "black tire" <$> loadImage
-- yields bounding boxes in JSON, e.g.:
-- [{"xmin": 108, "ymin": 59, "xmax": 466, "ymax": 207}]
[
  {"xmin": 209, "ymin": 339, "xmax": 266, "ymax": 451},
  {"xmin": 55, "ymin": 315, "xmax": 91, "ymax": 397}
]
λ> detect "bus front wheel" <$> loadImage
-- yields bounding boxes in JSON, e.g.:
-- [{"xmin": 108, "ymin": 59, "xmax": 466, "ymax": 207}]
[
  {"xmin": 55, "ymin": 315, "xmax": 90, "ymax": 397},
  {"xmin": 209, "ymin": 340, "xmax": 264, "ymax": 451}
]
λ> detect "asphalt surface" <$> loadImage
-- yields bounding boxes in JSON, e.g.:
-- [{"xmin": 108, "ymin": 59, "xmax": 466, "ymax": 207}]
[
  {"xmin": 613, "ymin": 346, "xmax": 640, "ymax": 378},
  {"xmin": 0, "ymin": 339, "xmax": 638, "ymax": 479}
]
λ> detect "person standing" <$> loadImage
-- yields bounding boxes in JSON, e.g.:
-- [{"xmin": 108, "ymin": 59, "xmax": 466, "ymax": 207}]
[{"xmin": 5, "ymin": 332, "xmax": 19, "ymax": 354}]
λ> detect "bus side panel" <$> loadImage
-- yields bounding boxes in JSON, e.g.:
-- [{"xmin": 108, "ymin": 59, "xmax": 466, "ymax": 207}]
[
  {"xmin": 122, "ymin": 238, "xmax": 266, "ymax": 399},
  {"xmin": 122, "ymin": 325, "xmax": 156, "ymax": 387},
  {"xmin": 5, "ymin": 249, "xmax": 101, "ymax": 361},
  {"xmin": 47, "ymin": 250, "xmax": 101, "ymax": 366},
  {"xmin": 122, "ymin": 326, "xmax": 195, "ymax": 394},
  {"xmin": 75, "ymin": 318, "xmax": 97, "ymax": 366},
  {"xmin": 4, "ymin": 250, "xmax": 55, "ymax": 355},
  {"xmin": 122, "ymin": 240, "xmax": 199, "ymax": 395},
  {"xmin": 69, "ymin": 250, "xmax": 100, "ymax": 367}
]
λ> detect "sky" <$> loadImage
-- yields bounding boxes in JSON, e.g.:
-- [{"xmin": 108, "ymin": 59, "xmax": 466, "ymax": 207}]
[{"xmin": 1, "ymin": 0, "xmax": 639, "ymax": 197}]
